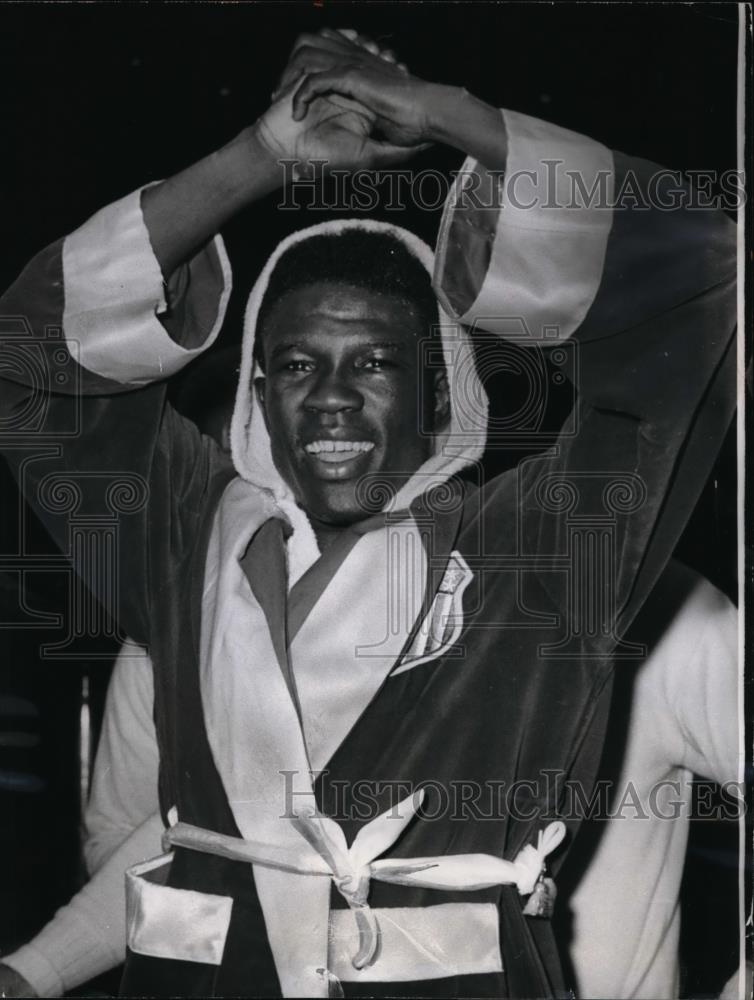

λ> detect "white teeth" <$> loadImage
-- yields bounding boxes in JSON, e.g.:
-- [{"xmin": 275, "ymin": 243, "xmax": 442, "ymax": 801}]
[{"xmin": 304, "ymin": 440, "xmax": 374, "ymax": 455}]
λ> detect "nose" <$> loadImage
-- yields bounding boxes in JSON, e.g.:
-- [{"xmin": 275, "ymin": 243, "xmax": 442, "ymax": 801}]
[{"xmin": 304, "ymin": 369, "xmax": 363, "ymax": 416}]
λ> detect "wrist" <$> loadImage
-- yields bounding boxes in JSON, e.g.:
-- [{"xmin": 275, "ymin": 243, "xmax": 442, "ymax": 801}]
[
  {"xmin": 422, "ymin": 83, "xmax": 461, "ymax": 146},
  {"xmin": 0, "ymin": 963, "xmax": 39, "ymax": 998},
  {"xmin": 426, "ymin": 85, "xmax": 507, "ymax": 169},
  {"xmin": 213, "ymin": 125, "xmax": 283, "ymax": 203}
]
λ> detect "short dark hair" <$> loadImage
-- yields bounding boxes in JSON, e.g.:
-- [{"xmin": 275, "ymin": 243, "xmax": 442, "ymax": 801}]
[{"xmin": 254, "ymin": 229, "xmax": 439, "ymax": 370}]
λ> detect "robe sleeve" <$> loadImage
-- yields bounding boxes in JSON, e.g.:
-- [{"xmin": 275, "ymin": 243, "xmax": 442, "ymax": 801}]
[
  {"xmin": 0, "ymin": 187, "xmax": 235, "ymax": 646},
  {"xmin": 433, "ymin": 108, "xmax": 737, "ymax": 639}
]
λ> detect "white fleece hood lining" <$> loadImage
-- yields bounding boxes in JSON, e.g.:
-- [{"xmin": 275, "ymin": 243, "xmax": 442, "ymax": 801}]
[{"xmin": 229, "ymin": 218, "xmax": 489, "ymax": 586}]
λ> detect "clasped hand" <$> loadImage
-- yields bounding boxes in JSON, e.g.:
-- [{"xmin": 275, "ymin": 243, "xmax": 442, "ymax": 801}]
[{"xmin": 255, "ymin": 28, "xmax": 437, "ymax": 173}]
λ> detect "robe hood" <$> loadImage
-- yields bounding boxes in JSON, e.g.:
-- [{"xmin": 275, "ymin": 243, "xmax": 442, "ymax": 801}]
[{"xmin": 229, "ymin": 218, "xmax": 488, "ymax": 583}]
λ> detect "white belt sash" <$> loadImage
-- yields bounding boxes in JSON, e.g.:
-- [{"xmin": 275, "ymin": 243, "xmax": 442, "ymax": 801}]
[{"xmin": 163, "ymin": 793, "xmax": 565, "ymax": 980}]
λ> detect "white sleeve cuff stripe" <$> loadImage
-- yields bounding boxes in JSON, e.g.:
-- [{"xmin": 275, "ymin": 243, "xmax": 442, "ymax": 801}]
[
  {"xmin": 62, "ymin": 187, "xmax": 231, "ymax": 386},
  {"xmin": 435, "ymin": 109, "xmax": 615, "ymax": 342},
  {"xmin": 457, "ymin": 224, "xmax": 613, "ymax": 342}
]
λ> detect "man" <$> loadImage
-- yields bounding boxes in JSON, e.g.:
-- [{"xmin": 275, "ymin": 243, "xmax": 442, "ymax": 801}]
[
  {"xmin": 2, "ymin": 364, "xmax": 740, "ymax": 999},
  {"xmin": 0, "ymin": 27, "xmax": 737, "ymax": 999},
  {"xmin": 0, "ymin": 559, "xmax": 740, "ymax": 999}
]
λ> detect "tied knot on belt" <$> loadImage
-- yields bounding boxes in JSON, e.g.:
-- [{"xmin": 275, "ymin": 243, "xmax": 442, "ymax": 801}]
[{"xmin": 289, "ymin": 791, "xmax": 566, "ymax": 970}]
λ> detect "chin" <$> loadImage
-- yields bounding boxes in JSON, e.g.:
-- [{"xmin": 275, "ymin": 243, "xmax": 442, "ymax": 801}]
[{"xmin": 300, "ymin": 486, "xmax": 369, "ymax": 527}]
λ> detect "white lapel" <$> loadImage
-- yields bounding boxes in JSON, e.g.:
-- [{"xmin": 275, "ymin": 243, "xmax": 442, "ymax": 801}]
[
  {"xmin": 200, "ymin": 478, "xmax": 329, "ymax": 997},
  {"xmin": 290, "ymin": 515, "xmax": 427, "ymax": 774}
]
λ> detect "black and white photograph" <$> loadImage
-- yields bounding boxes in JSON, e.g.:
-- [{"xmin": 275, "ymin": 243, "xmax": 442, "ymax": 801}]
[{"xmin": 0, "ymin": 3, "xmax": 749, "ymax": 998}]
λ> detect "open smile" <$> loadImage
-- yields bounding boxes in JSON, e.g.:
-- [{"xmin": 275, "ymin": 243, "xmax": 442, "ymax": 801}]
[
  {"xmin": 302, "ymin": 439, "xmax": 376, "ymax": 479},
  {"xmin": 304, "ymin": 439, "xmax": 375, "ymax": 462}
]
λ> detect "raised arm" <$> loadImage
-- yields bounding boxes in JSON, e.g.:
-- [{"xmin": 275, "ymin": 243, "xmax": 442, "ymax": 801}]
[
  {"xmin": 285, "ymin": 29, "xmax": 735, "ymax": 358},
  {"xmin": 143, "ymin": 40, "xmax": 426, "ymax": 277},
  {"xmin": 0, "ymin": 38, "xmax": 420, "ymax": 644},
  {"xmin": 431, "ymin": 107, "xmax": 736, "ymax": 637},
  {"xmin": 0, "ymin": 188, "xmax": 234, "ymax": 643},
  {"xmin": 286, "ymin": 30, "xmax": 737, "ymax": 645}
]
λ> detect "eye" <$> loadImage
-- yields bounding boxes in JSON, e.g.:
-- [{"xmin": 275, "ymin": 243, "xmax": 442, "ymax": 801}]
[
  {"xmin": 359, "ymin": 356, "xmax": 394, "ymax": 371},
  {"xmin": 283, "ymin": 359, "xmax": 315, "ymax": 373}
]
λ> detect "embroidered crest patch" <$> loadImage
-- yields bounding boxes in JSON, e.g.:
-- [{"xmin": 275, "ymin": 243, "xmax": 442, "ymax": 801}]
[{"xmin": 391, "ymin": 550, "xmax": 473, "ymax": 676}]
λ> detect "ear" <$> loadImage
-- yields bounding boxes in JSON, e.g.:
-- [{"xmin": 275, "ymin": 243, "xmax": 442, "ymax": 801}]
[
  {"xmin": 433, "ymin": 369, "xmax": 450, "ymax": 431},
  {"xmin": 254, "ymin": 377, "xmax": 270, "ymax": 431}
]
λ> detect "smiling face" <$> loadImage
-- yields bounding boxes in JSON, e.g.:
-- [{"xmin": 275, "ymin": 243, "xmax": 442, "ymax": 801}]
[{"xmin": 254, "ymin": 281, "xmax": 448, "ymax": 532}]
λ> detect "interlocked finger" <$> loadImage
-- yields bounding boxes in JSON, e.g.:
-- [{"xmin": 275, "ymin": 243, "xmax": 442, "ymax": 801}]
[
  {"xmin": 327, "ymin": 28, "xmax": 401, "ymax": 65},
  {"xmin": 274, "ymin": 48, "xmax": 361, "ymax": 100},
  {"xmin": 275, "ymin": 28, "xmax": 404, "ymax": 98}
]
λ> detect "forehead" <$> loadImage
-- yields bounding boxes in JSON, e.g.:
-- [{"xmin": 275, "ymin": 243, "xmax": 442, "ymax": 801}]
[{"xmin": 259, "ymin": 281, "xmax": 426, "ymax": 347}]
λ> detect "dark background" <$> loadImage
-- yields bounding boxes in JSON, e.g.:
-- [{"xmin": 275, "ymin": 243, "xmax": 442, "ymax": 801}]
[{"xmin": 0, "ymin": 2, "xmax": 744, "ymax": 997}]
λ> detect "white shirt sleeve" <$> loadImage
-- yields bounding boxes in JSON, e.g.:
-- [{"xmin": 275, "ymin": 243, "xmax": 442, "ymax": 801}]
[
  {"xmin": 84, "ymin": 640, "xmax": 160, "ymax": 874},
  {"xmin": 656, "ymin": 565, "xmax": 740, "ymax": 784},
  {"xmin": 2, "ymin": 641, "xmax": 163, "ymax": 996},
  {"xmin": 2, "ymin": 813, "xmax": 164, "ymax": 997},
  {"xmin": 565, "ymin": 561, "xmax": 740, "ymax": 1000}
]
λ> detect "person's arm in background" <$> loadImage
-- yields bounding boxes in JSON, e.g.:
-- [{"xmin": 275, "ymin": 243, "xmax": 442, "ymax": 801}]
[
  {"xmin": 719, "ymin": 963, "xmax": 753, "ymax": 1000},
  {"xmin": 657, "ymin": 567, "xmax": 739, "ymax": 789},
  {"xmin": 656, "ymin": 567, "xmax": 747, "ymax": 1000},
  {"xmin": 83, "ymin": 641, "xmax": 160, "ymax": 874},
  {"xmin": 0, "ymin": 814, "xmax": 164, "ymax": 998},
  {"xmin": 0, "ymin": 642, "xmax": 162, "ymax": 997},
  {"xmin": 562, "ymin": 560, "xmax": 740, "ymax": 1000}
]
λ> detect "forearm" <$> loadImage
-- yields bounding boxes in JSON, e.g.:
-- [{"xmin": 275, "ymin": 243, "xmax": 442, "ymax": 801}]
[
  {"xmin": 142, "ymin": 125, "xmax": 281, "ymax": 278},
  {"xmin": 425, "ymin": 84, "xmax": 508, "ymax": 171}
]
